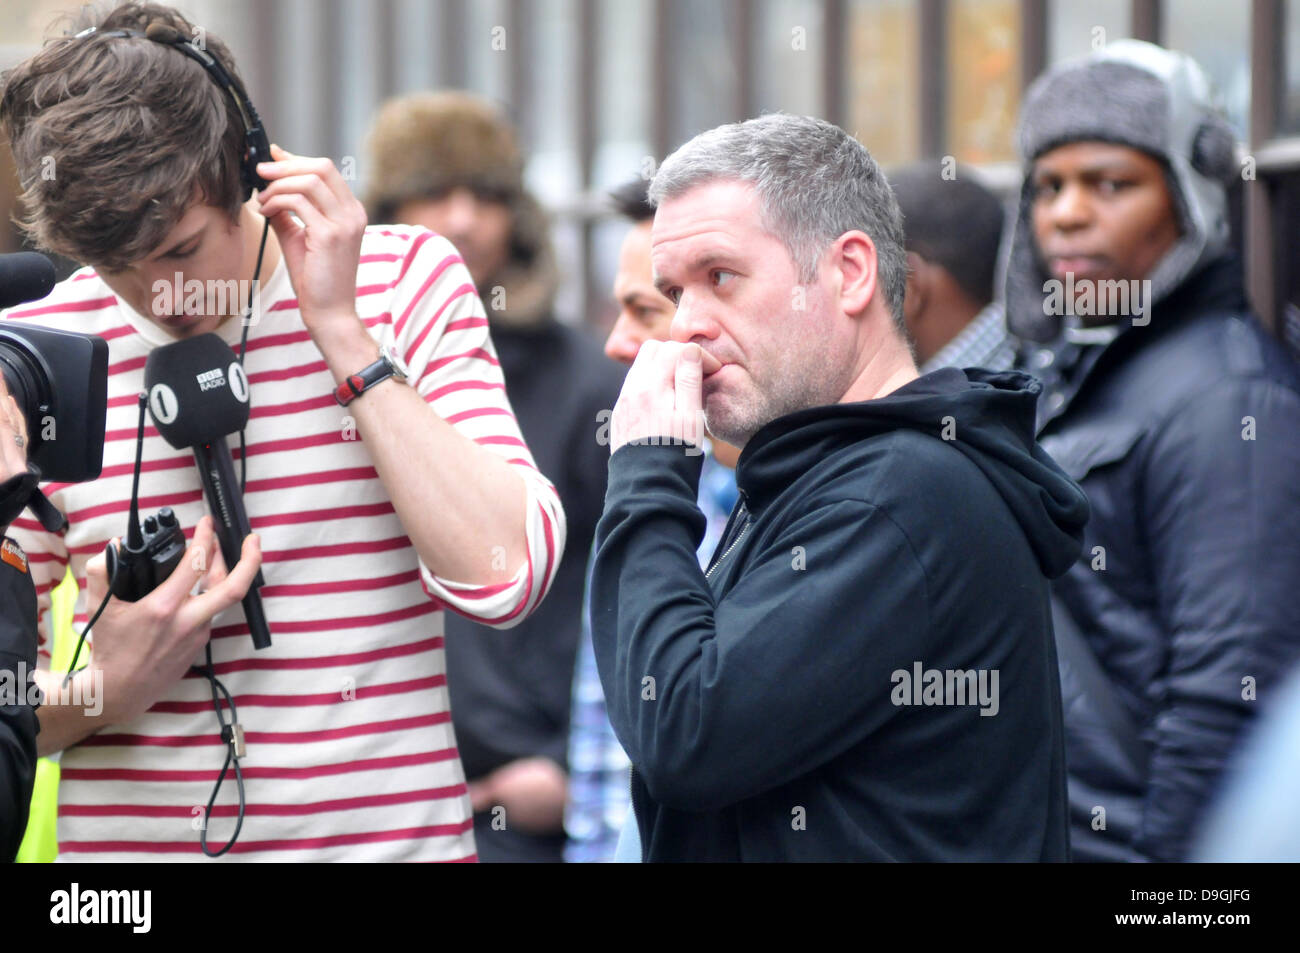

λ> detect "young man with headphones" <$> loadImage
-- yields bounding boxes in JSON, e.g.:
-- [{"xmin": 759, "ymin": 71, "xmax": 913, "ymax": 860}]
[{"xmin": 0, "ymin": 2, "xmax": 565, "ymax": 861}]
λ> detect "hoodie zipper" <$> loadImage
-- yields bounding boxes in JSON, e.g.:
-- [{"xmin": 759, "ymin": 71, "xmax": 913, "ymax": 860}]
[
  {"xmin": 627, "ymin": 765, "xmax": 643, "ymax": 862},
  {"xmin": 705, "ymin": 495, "xmax": 751, "ymax": 581}
]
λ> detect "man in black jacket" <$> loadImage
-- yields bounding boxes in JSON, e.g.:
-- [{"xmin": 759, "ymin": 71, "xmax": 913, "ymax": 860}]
[
  {"xmin": 1006, "ymin": 41, "xmax": 1300, "ymax": 861},
  {"xmin": 591, "ymin": 113, "xmax": 1090, "ymax": 861}
]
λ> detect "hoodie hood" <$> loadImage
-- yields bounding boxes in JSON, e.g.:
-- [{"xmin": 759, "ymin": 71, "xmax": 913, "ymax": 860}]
[
  {"xmin": 1005, "ymin": 40, "xmax": 1239, "ymax": 343},
  {"xmin": 735, "ymin": 367, "xmax": 1089, "ymax": 578}
]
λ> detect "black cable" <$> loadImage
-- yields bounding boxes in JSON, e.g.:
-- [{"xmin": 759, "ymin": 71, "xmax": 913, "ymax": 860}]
[
  {"xmin": 63, "ymin": 393, "xmax": 143, "ymax": 684},
  {"xmin": 195, "ymin": 215, "xmax": 266, "ymax": 856},
  {"xmin": 236, "ymin": 217, "xmax": 270, "ymax": 495},
  {"xmin": 196, "ymin": 642, "xmax": 246, "ymax": 858},
  {"xmin": 61, "ymin": 549, "xmax": 120, "ymax": 688}
]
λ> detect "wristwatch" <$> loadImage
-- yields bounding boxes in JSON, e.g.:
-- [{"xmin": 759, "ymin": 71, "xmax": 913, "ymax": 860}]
[{"xmin": 334, "ymin": 345, "xmax": 410, "ymax": 406}]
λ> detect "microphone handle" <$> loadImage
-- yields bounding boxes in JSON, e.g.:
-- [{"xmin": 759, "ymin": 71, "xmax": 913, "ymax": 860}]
[
  {"xmin": 241, "ymin": 580, "xmax": 273, "ymax": 652},
  {"xmin": 192, "ymin": 439, "xmax": 272, "ymax": 650}
]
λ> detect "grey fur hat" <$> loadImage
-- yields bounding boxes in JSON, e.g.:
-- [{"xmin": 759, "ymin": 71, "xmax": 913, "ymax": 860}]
[{"xmin": 1004, "ymin": 40, "xmax": 1239, "ymax": 342}]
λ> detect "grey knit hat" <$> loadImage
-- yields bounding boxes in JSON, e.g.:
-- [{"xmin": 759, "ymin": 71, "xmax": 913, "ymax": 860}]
[{"xmin": 1004, "ymin": 40, "xmax": 1239, "ymax": 342}]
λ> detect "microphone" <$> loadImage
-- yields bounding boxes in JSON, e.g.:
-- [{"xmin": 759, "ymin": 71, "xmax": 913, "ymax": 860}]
[
  {"xmin": 143, "ymin": 333, "xmax": 270, "ymax": 650},
  {"xmin": 0, "ymin": 252, "xmax": 57, "ymax": 309}
]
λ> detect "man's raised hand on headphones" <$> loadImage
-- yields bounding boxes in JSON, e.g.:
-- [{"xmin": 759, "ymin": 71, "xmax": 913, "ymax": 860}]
[{"xmin": 255, "ymin": 143, "xmax": 368, "ymax": 339}]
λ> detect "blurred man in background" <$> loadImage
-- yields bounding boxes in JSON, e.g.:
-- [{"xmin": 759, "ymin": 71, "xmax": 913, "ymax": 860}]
[
  {"xmin": 366, "ymin": 91, "xmax": 624, "ymax": 862},
  {"xmin": 564, "ymin": 180, "xmax": 739, "ymax": 861},
  {"xmin": 1005, "ymin": 40, "xmax": 1300, "ymax": 862},
  {"xmin": 603, "ymin": 179, "xmax": 742, "ymax": 478},
  {"xmin": 889, "ymin": 160, "xmax": 1014, "ymax": 373}
]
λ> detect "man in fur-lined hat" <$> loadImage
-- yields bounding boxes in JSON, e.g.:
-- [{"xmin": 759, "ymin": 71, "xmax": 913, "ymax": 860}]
[{"xmin": 365, "ymin": 92, "xmax": 625, "ymax": 863}]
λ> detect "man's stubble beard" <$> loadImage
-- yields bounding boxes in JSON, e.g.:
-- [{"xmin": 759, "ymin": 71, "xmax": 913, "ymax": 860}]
[{"xmin": 703, "ymin": 320, "xmax": 852, "ymax": 448}]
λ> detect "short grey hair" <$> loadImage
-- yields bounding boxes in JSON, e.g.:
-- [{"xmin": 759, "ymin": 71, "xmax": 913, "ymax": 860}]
[{"xmin": 648, "ymin": 113, "xmax": 907, "ymax": 331}]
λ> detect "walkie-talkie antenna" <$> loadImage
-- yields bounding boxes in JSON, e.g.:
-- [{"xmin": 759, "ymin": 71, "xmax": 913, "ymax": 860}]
[{"xmin": 126, "ymin": 392, "xmax": 148, "ymax": 550}]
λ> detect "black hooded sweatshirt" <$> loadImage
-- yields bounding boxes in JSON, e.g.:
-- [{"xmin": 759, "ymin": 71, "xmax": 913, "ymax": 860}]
[{"xmin": 591, "ymin": 368, "xmax": 1089, "ymax": 861}]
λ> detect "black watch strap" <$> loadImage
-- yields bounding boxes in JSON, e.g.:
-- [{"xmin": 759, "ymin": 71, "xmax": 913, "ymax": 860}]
[{"xmin": 333, "ymin": 347, "xmax": 408, "ymax": 406}]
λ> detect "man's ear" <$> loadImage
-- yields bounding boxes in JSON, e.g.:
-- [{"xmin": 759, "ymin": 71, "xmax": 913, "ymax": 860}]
[{"xmin": 834, "ymin": 230, "xmax": 878, "ymax": 318}]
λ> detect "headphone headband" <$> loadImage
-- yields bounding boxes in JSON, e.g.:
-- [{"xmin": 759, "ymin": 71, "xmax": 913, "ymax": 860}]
[{"xmin": 75, "ymin": 25, "xmax": 270, "ymax": 200}]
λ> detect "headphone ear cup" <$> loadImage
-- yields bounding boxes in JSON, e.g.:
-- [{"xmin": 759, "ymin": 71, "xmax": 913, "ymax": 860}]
[
  {"xmin": 244, "ymin": 132, "xmax": 272, "ymax": 196},
  {"xmin": 241, "ymin": 143, "xmax": 267, "ymax": 200},
  {"xmin": 1191, "ymin": 119, "xmax": 1237, "ymax": 184}
]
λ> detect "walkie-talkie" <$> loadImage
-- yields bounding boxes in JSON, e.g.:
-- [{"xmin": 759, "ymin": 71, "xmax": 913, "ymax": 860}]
[{"xmin": 104, "ymin": 393, "xmax": 187, "ymax": 601}]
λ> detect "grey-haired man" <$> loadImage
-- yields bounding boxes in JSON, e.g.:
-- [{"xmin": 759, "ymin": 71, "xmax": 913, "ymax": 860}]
[{"xmin": 589, "ymin": 113, "xmax": 1090, "ymax": 861}]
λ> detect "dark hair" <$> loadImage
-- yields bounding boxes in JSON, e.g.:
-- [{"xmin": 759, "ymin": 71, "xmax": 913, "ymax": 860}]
[
  {"xmin": 0, "ymin": 2, "xmax": 248, "ymax": 270},
  {"xmin": 889, "ymin": 160, "xmax": 1007, "ymax": 307},
  {"xmin": 609, "ymin": 178, "xmax": 655, "ymax": 223}
]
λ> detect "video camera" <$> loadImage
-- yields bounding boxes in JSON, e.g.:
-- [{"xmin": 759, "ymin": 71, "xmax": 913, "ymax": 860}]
[
  {"xmin": 0, "ymin": 251, "xmax": 108, "ymax": 861},
  {"xmin": 0, "ymin": 252, "xmax": 108, "ymax": 484}
]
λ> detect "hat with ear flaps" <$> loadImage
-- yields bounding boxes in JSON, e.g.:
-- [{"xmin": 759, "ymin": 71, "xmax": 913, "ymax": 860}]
[
  {"xmin": 363, "ymin": 90, "xmax": 558, "ymax": 328},
  {"xmin": 1004, "ymin": 40, "xmax": 1239, "ymax": 343}
]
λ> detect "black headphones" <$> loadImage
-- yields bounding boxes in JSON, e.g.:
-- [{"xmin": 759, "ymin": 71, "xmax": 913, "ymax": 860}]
[{"xmin": 77, "ymin": 23, "xmax": 271, "ymax": 200}]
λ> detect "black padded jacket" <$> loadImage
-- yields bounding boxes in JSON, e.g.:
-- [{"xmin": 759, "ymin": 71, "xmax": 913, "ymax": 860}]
[{"xmin": 1025, "ymin": 256, "xmax": 1300, "ymax": 862}]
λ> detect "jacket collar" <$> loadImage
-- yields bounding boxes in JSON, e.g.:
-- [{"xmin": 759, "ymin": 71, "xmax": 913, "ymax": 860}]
[{"xmin": 1033, "ymin": 253, "xmax": 1250, "ymax": 432}]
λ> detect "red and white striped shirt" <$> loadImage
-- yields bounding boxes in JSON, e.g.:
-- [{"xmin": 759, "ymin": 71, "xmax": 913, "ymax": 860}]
[{"xmin": 3, "ymin": 225, "xmax": 565, "ymax": 861}]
